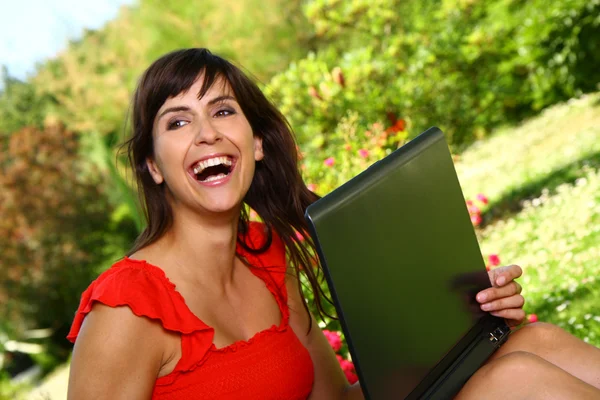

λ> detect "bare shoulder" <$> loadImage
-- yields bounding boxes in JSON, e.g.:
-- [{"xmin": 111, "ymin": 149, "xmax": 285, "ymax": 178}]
[{"xmin": 68, "ymin": 303, "xmax": 170, "ymax": 400}]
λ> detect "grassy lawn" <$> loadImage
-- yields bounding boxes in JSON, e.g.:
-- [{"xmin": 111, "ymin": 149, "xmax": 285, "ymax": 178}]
[{"xmin": 456, "ymin": 92, "xmax": 600, "ymax": 346}]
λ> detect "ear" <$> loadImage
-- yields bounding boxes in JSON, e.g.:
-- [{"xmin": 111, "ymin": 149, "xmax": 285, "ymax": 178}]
[
  {"xmin": 253, "ymin": 136, "xmax": 264, "ymax": 161},
  {"xmin": 146, "ymin": 157, "xmax": 164, "ymax": 184}
]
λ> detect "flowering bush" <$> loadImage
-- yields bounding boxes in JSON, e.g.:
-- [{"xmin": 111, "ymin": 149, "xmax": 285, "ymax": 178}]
[
  {"xmin": 466, "ymin": 193, "xmax": 489, "ymax": 227},
  {"xmin": 300, "ymin": 112, "xmax": 408, "ymax": 197}
]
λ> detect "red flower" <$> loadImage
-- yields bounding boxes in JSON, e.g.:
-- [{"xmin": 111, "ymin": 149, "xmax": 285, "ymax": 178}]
[
  {"xmin": 307, "ymin": 183, "xmax": 318, "ymax": 192},
  {"xmin": 324, "ymin": 157, "xmax": 335, "ymax": 167},
  {"xmin": 385, "ymin": 112, "xmax": 406, "ymax": 135},
  {"xmin": 468, "ymin": 204, "xmax": 481, "ymax": 215},
  {"xmin": 337, "ymin": 357, "xmax": 358, "ymax": 384},
  {"xmin": 323, "ymin": 330, "xmax": 342, "ymax": 352},
  {"xmin": 470, "ymin": 214, "xmax": 482, "ymax": 226},
  {"xmin": 528, "ymin": 314, "xmax": 538, "ymax": 323},
  {"xmin": 476, "ymin": 193, "xmax": 489, "ymax": 205},
  {"xmin": 345, "ymin": 144, "xmax": 352, "ymax": 151},
  {"xmin": 358, "ymin": 149, "xmax": 369, "ymax": 158},
  {"xmin": 295, "ymin": 231, "xmax": 305, "ymax": 242},
  {"xmin": 488, "ymin": 254, "xmax": 501, "ymax": 266}
]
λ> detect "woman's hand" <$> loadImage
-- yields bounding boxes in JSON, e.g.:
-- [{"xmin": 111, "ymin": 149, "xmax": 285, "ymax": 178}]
[{"xmin": 476, "ymin": 264, "xmax": 525, "ymax": 327}]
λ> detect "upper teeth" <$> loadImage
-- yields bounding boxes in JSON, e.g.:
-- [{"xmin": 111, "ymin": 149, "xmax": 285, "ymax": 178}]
[{"xmin": 193, "ymin": 156, "xmax": 232, "ymax": 174}]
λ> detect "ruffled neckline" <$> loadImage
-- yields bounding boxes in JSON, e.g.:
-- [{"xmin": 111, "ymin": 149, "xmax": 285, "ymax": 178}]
[{"xmin": 122, "ymin": 254, "xmax": 287, "ymax": 353}]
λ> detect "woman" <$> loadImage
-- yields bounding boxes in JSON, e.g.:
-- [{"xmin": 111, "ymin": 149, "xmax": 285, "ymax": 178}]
[{"xmin": 67, "ymin": 48, "xmax": 600, "ymax": 399}]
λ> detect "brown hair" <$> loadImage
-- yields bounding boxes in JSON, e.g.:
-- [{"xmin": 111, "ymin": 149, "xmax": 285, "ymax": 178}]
[{"xmin": 122, "ymin": 48, "xmax": 331, "ymax": 326}]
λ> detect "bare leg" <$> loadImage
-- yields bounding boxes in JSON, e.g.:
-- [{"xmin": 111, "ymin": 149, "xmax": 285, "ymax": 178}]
[
  {"xmin": 489, "ymin": 322, "xmax": 600, "ymax": 389},
  {"xmin": 457, "ymin": 351, "xmax": 600, "ymax": 400}
]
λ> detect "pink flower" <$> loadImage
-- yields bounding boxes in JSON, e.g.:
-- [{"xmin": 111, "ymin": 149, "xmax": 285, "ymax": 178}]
[
  {"xmin": 468, "ymin": 204, "xmax": 480, "ymax": 215},
  {"xmin": 345, "ymin": 370, "xmax": 359, "ymax": 384},
  {"xmin": 295, "ymin": 231, "xmax": 305, "ymax": 241},
  {"xmin": 466, "ymin": 200, "xmax": 474, "ymax": 206},
  {"xmin": 337, "ymin": 357, "xmax": 358, "ymax": 384},
  {"xmin": 470, "ymin": 214, "xmax": 482, "ymax": 226},
  {"xmin": 345, "ymin": 144, "xmax": 352, "ymax": 151},
  {"xmin": 358, "ymin": 149, "xmax": 369, "ymax": 158},
  {"xmin": 528, "ymin": 314, "xmax": 538, "ymax": 323},
  {"xmin": 476, "ymin": 193, "xmax": 489, "ymax": 205},
  {"xmin": 488, "ymin": 254, "xmax": 501, "ymax": 266},
  {"xmin": 323, "ymin": 330, "xmax": 342, "ymax": 352},
  {"xmin": 324, "ymin": 157, "xmax": 335, "ymax": 167},
  {"xmin": 307, "ymin": 183, "xmax": 318, "ymax": 192}
]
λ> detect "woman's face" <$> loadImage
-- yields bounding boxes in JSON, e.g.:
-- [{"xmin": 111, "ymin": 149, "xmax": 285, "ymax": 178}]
[{"xmin": 146, "ymin": 76, "xmax": 263, "ymax": 217}]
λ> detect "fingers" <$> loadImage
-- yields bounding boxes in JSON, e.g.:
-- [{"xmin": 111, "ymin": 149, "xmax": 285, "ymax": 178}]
[
  {"xmin": 477, "ymin": 281, "xmax": 522, "ymax": 304},
  {"xmin": 489, "ymin": 308, "xmax": 526, "ymax": 327},
  {"xmin": 489, "ymin": 264, "xmax": 523, "ymax": 287},
  {"xmin": 480, "ymin": 294, "xmax": 525, "ymax": 312}
]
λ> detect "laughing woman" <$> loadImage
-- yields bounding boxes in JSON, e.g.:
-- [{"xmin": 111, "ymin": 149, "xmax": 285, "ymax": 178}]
[{"xmin": 66, "ymin": 48, "xmax": 600, "ymax": 399}]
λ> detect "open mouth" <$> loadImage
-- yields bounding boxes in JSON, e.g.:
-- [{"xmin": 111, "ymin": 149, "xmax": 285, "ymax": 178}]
[{"xmin": 191, "ymin": 156, "xmax": 234, "ymax": 183}]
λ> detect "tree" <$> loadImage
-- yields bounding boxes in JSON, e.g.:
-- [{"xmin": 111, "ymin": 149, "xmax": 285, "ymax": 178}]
[{"xmin": 0, "ymin": 120, "xmax": 137, "ymax": 362}]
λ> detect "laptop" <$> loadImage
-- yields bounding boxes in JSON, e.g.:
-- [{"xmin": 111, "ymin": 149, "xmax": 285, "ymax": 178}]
[{"xmin": 304, "ymin": 127, "xmax": 510, "ymax": 399}]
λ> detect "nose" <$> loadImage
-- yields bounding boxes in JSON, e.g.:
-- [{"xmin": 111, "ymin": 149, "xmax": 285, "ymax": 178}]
[{"xmin": 193, "ymin": 118, "xmax": 221, "ymax": 145}]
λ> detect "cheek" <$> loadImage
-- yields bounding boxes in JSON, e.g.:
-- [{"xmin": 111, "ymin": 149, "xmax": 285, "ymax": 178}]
[{"xmin": 153, "ymin": 138, "xmax": 186, "ymax": 176}]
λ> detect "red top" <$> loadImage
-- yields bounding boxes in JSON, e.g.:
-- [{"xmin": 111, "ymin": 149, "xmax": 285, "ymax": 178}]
[{"xmin": 67, "ymin": 222, "xmax": 315, "ymax": 399}]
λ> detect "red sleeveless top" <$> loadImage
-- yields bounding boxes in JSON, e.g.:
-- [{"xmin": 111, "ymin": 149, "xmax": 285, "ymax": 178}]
[{"xmin": 67, "ymin": 222, "xmax": 315, "ymax": 399}]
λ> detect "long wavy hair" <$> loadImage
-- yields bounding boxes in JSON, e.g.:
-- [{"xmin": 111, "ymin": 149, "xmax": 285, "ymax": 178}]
[{"xmin": 122, "ymin": 48, "xmax": 330, "ymax": 327}]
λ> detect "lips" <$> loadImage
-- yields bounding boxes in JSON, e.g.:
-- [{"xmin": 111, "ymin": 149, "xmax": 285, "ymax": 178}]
[{"xmin": 188, "ymin": 154, "xmax": 236, "ymax": 184}]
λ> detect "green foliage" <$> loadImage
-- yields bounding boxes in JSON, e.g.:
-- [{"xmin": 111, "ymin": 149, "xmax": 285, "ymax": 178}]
[
  {"xmin": 0, "ymin": 371, "xmax": 29, "ymax": 400},
  {"xmin": 32, "ymin": 0, "xmax": 311, "ymax": 143},
  {"xmin": 267, "ymin": 0, "xmax": 600, "ymax": 158},
  {"xmin": 0, "ymin": 121, "xmax": 137, "ymax": 362},
  {"xmin": 0, "ymin": 71, "xmax": 53, "ymax": 135}
]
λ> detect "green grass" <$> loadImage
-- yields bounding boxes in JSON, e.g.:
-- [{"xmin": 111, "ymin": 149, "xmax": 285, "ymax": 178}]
[{"xmin": 456, "ymin": 92, "xmax": 600, "ymax": 346}]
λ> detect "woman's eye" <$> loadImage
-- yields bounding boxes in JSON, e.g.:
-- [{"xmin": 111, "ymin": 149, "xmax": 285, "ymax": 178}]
[
  {"xmin": 215, "ymin": 108, "xmax": 235, "ymax": 118},
  {"xmin": 167, "ymin": 120, "xmax": 189, "ymax": 130}
]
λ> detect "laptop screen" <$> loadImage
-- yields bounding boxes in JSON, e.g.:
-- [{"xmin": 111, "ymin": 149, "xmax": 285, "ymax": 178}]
[{"xmin": 305, "ymin": 128, "xmax": 494, "ymax": 399}]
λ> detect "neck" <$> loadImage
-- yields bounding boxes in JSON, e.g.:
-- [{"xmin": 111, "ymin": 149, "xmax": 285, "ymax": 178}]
[{"xmin": 158, "ymin": 205, "xmax": 242, "ymax": 288}]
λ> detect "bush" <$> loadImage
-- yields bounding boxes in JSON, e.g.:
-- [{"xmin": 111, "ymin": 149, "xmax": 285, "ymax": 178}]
[
  {"xmin": 266, "ymin": 0, "xmax": 600, "ymax": 154},
  {"xmin": 0, "ymin": 120, "xmax": 137, "ymax": 363}
]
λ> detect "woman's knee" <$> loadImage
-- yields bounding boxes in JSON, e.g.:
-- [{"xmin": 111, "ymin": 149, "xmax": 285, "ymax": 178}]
[
  {"xmin": 478, "ymin": 351, "xmax": 541, "ymax": 381},
  {"xmin": 516, "ymin": 322, "xmax": 563, "ymax": 342},
  {"xmin": 498, "ymin": 322, "xmax": 565, "ymax": 356},
  {"xmin": 458, "ymin": 352, "xmax": 541, "ymax": 399}
]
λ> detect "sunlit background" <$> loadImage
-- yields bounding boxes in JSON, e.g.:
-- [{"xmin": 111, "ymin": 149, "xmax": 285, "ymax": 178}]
[{"xmin": 1, "ymin": 0, "xmax": 599, "ymax": 398}]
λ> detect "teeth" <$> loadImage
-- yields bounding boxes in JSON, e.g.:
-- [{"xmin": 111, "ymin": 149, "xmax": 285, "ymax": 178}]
[
  {"xmin": 201, "ymin": 173, "xmax": 227, "ymax": 183},
  {"xmin": 193, "ymin": 156, "xmax": 232, "ymax": 174}
]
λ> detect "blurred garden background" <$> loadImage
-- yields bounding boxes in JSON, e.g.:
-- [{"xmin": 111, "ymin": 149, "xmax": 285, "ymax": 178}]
[{"xmin": 1, "ymin": 0, "xmax": 599, "ymax": 398}]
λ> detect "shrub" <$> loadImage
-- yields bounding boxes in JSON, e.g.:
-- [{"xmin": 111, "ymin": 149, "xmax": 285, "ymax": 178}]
[{"xmin": 0, "ymin": 120, "xmax": 136, "ymax": 364}]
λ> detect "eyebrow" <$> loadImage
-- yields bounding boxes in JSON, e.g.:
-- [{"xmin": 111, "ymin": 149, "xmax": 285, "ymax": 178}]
[
  {"xmin": 156, "ymin": 95, "xmax": 237, "ymax": 121},
  {"xmin": 207, "ymin": 95, "xmax": 236, "ymax": 106}
]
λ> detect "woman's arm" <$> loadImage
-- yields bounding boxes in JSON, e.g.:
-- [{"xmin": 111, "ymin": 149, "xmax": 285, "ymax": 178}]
[
  {"xmin": 286, "ymin": 275, "xmax": 364, "ymax": 400},
  {"xmin": 68, "ymin": 303, "xmax": 167, "ymax": 400}
]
